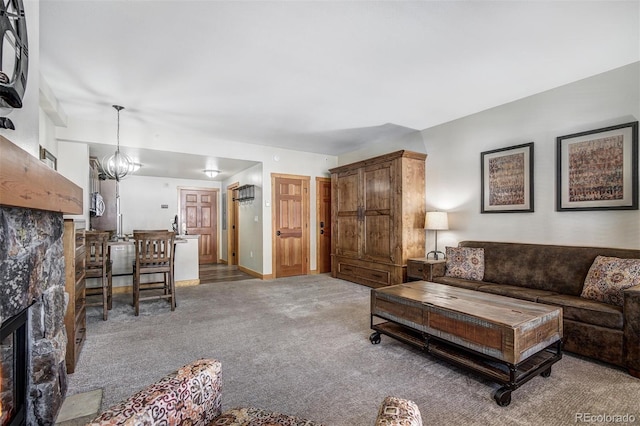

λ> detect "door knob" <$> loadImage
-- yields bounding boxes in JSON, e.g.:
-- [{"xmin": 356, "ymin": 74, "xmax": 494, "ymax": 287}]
[
  {"xmin": 276, "ymin": 230, "xmax": 281, "ymax": 236},
  {"xmin": 320, "ymin": 229, "xmax": 324, "ymax": 235}
]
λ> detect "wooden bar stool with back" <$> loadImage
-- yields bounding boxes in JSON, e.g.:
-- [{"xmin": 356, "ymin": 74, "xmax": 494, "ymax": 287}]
[
  {"xmin": 132, "ymin": 230, "xmax": 177, "ymax": 316},
  {"xmin": 85, "ymin": 230, "xmax": 113, "ymax": 320}
]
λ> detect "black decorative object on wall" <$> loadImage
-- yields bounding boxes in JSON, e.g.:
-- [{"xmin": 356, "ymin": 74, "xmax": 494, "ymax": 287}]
[
  {"xmin": 0, "ymin": 0, "xmax": 28, "ymax": 130},
  {"xmin": 236, "ymin": 184, "xmax": 255, "ymax": 202}
]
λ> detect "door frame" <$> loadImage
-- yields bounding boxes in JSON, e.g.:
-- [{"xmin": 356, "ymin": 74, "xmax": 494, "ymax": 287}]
[
  {"xmin": 271, "ymin": 173, "xmax": 310, "ymax": 278},
  {"xmin": 226, "ymin": 182, "xmax": 240, "ymax": 266},
  {"xmin": 315, "ymin": 177, "xmax": 331, "ymax": 274},
  {"xmin": 177, "ymin": 185, "xmax": 219, "ymax": 264}
]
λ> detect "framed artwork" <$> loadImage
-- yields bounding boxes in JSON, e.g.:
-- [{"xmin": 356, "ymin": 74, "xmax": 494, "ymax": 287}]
[
  {"xmin": 556, "ymin": 121, "xmax": 638, "ymax": 211},
  {"xmin": 481, "ymin": 142, "xmax": 534, "ymax": 213},
  {"xmin": 39, "ymin": 145, "xmax": 57, "ymax": 170}
]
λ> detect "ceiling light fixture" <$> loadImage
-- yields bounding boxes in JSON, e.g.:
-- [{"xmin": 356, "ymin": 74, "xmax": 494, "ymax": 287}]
[
  {"xmin": 204, "ymin": 169, "xmax": 220, "ymax": 178},
  {"xmin": 100, "ymin": 105, "xmax": 134, "ymax": 182},
  {"xmin": 99, "ymin": 105, "xmax": 136, "ymax": 240}
]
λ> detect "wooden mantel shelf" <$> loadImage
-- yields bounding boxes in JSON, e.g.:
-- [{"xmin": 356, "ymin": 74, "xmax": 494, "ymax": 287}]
[{"xmin": 0, "ymin": 136, "xmax": 82, "ymax": 214}]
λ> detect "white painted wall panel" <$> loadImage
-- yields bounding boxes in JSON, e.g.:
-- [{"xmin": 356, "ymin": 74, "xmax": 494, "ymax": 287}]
[{"xmin": 422, "ymin": 62, "xmax": 640, "ymax": 251}]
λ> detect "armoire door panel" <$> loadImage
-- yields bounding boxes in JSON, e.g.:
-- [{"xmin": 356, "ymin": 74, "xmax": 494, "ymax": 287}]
[
  {"xmin": 363, "ymin": 215, "xmax": 392, "ymax": 261},
  {"xmin": 335, "ymin": 216, "xmax": 360, "ymax": 257},
  {"xmin": 363, "ymin": 166, "xmax": 392, "ymax": 211},
  {"xmin": 336, "ymin": 172, "xmax": 361, "ymax": 212}
]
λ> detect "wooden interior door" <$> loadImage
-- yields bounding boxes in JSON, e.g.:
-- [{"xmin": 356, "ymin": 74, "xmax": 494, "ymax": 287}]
[
  {"xmin": 316, "ymin": 177, "xmax": 331, "ymax": 273},
  {"xmin": 272, "ymin": 174, "xmax": 309, "ymax": 278},
  {"xmin": 180, "ymin": 188, "xmax": 218, "ymax": 264},
  {"xmin": 227, "ymin": 184, "xmax": 239, "ymax": 266}
]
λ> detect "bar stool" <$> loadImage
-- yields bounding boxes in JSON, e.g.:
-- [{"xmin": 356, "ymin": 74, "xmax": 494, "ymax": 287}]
[
  {"xmin": 85, "ymin": 231, "xmax": 113, "ymax": 320},
  {"xmin": 132, "ymin": 230, "xmax": 176, "ymax": 316}
]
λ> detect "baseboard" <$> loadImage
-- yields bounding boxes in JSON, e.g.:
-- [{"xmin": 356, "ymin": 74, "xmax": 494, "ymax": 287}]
[
  {"xmin": 176, "ymin": 279, "xmax": 200, "ymax": 287},
  {"xmin": 111, "ymin": 279, "xmax": 200, "ymax": 294},
  {"xmin": 217, "ymin": 259, "xmax": 228, "ymax": 264},
  {"xmin": 238, "ymin": 265, "xmax": 270, "ymax": 280}
]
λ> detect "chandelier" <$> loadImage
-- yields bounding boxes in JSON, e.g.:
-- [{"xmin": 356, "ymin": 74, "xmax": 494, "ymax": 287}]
[{"xmin": 100, "ymin": 105, "xmax": 134, "ymax": 182}]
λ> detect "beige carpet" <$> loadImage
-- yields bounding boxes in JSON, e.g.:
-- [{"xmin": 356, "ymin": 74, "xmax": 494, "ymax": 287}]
[{"xmin": 65, "ymin": 275, "xmax": 640, "ymax": 425}]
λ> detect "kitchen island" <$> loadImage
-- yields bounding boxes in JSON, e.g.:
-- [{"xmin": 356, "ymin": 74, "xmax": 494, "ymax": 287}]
[{"xmin": 86, "ymin": 234, "xmax": 200, "ymax": 292}]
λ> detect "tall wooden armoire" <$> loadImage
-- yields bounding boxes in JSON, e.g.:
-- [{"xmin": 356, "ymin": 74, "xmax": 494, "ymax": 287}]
[{"xmin": 329, "ymin": 150, "xmax": 426, "ymax": 288}]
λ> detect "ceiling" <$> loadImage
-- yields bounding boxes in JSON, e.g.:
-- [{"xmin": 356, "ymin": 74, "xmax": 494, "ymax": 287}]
[{"xmin": 39, "ymin": 1, "xmax": 639, "ymax": 179}]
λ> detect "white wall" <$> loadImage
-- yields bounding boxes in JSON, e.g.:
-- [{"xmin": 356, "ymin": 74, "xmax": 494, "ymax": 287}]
[
  {"xmin": 221, "ymin": 163, "xmax": 264, "ymax": 273},
  {"xmin": 57, "ymin": 141, "xmax": 90, "ymax": 222},
  {"xmin": 337, "ymin": 128, "xmax": 426, "ymax": 165},
  {"xmin": 422, "ymin": 62, "xmax": 640, "ymax": 251},
  {"xmin": 118, "ymin": 175, "xmax": 221, "ymax": 233}
]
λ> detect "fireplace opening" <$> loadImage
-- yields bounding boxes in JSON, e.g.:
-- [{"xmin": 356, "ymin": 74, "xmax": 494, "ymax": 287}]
[{"xmin": 0, "ymin": 309, "xmax": 27, "ymax": 426}]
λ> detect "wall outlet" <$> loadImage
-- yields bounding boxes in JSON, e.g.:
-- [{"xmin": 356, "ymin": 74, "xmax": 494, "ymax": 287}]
[{"xmin": 250, "ymin": 251, "xmax": 253, "ymax": 258}]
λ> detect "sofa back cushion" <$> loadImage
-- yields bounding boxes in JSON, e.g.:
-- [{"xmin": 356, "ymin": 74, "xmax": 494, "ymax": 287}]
[{"xmin": 459, "ymin": 241, "xmax": 640, "ymax": 296}]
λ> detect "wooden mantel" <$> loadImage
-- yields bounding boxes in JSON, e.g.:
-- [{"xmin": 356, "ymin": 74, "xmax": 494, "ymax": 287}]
[{"xmin": 0, "ymin": 135, "xmax": 82, "ymax": 214}]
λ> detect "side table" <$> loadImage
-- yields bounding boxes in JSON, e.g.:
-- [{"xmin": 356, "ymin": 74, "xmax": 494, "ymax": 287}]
[{"xmin": 407, "ymin": 258, "xmax": 446, "ymax": 281}]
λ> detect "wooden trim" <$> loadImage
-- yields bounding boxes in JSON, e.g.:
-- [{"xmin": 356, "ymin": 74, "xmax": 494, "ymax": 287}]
[
  {"xmin": 0, "ymin": 136, "xmax": 82, "ymax": 214},
  {"xmin": 226, "ymin": 182, "xmax": 239, "ymax": 266},
  {"xmin": 329, "ymin": 150, "xmax": 426, "ymax": 174},
  {"xmin": 315, "ymin": 177, "xmax": 331, "ymax": 274},
  {"xmin": 271, "ymin": 173, "xmax": 311, "ymax": 278}
]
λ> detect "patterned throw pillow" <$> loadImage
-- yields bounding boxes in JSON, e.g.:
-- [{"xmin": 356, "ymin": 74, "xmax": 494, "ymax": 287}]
[
  {"xmin": 581, "ymin": 256, "xmax": 640, "ymax": 306},
  {"xmin": 445, "ymin": 246, "xmax": 485, "ymax": 281}
]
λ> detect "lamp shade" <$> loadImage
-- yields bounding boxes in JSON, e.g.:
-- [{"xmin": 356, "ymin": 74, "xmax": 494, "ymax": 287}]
[
  {"xmin": 204, "ymin": 169, "xmax": 219, "ymax": 178},
  {"xmin": 425, "ymin": 211, "xmax": 449, "ymax": 230}
]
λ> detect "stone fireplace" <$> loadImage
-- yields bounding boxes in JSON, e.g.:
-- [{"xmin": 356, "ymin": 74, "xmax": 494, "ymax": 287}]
[
  {"xmin": 0, "ymin": 207, "xmax": 68, "ymax": 425},
  {"xmin": 0, "ymin": 136, "xmax": 83, "ymax": 426}
]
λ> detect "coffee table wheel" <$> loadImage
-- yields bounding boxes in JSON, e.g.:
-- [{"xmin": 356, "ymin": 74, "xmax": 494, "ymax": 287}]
[
  {"xmin": 540, "ymin": 366, "xmax": 552, "ymax": 378},
  {"xmin": 369, "ymin": 332, "xmax": 381, "ymax": 345},
  {"xmin": 494, "ymin": 388, "xmax": 512, "ymax": 407}
]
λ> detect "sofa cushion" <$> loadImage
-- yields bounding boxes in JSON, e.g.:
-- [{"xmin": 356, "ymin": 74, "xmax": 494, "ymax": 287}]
[
  {"xmin": 477, "ymin": 284, "xmax": 558, "ymax": 302},
  {"xmin": 538, "ymin": 294, "xmax": 623, "ymax": 330},
  {"xmin": 211, "ymin": 407, "xmax": 323, "ymax": 426},
  {"xmin": 459, "ymin": 241, "xmax": 640, "ymax": 296},
  {"xmin": 432, "ymin": 276, "xmax": 486, "ymax": 291},
  {"xmin": 581, "ymin": 256, "xmax": 640, "ymax": 307},
  {"xmin": 445, "ymin": 247, "xmax": 484, "ymax": 281}
]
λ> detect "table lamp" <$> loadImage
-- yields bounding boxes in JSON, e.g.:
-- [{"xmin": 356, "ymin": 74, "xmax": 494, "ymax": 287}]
[{"xmin": 425, "ymin": 211, "xmax": 449, "ymax": 260}]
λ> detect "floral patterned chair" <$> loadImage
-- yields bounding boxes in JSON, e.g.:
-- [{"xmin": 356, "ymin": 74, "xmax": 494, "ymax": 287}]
[{"xmin": 86, "ymin": 359, "xmax": 423, "ymax": 426}]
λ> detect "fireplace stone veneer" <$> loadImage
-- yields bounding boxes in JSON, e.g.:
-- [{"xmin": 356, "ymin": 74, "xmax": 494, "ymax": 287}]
[{"xmin": 0, "ymin": 207, "xmax": 67, "ymax": 425}]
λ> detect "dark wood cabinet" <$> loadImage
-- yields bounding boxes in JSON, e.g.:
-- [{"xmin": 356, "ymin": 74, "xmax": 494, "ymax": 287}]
[
  {"xmin": 63, "ymin": 219, "xmax": 86, "ymax": 373},
  {"xmin": 330, "ymin": 150, "xmax": 426, "ymax": 288}
]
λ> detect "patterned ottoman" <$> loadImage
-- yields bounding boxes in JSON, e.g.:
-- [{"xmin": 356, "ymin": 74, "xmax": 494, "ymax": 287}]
[{"xmin": 86, "ymin": 359, "xmax": 422, "ymax": 426}]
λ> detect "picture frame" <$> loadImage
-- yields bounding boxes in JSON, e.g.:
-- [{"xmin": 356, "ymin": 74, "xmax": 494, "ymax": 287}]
[
  {"xmin": 556, "ymin": 121, "xmax": 638, "ymax": 211},
  {"xmin": 39, "ymin": 145, "xmax": 57, "ymax": 170},
  {"xmin": 481, "ymin": 142, "xmax": 534, "ymax": 213}
]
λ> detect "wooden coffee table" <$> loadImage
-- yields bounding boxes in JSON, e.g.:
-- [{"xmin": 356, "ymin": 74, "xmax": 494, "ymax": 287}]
[{"xmin": 370, "ymin": 281, "xmax": 563, "ymax": 406}]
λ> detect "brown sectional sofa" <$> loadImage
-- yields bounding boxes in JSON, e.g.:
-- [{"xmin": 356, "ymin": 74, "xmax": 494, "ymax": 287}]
[{"xmin": 429, "ymin": 241, "xmax": 640, "ymax": 378}]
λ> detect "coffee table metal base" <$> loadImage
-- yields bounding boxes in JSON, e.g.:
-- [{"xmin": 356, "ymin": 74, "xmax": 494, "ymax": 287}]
[{"xmin": 370, "ymin": 320, "xmax": 562, "ymax": 406}]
